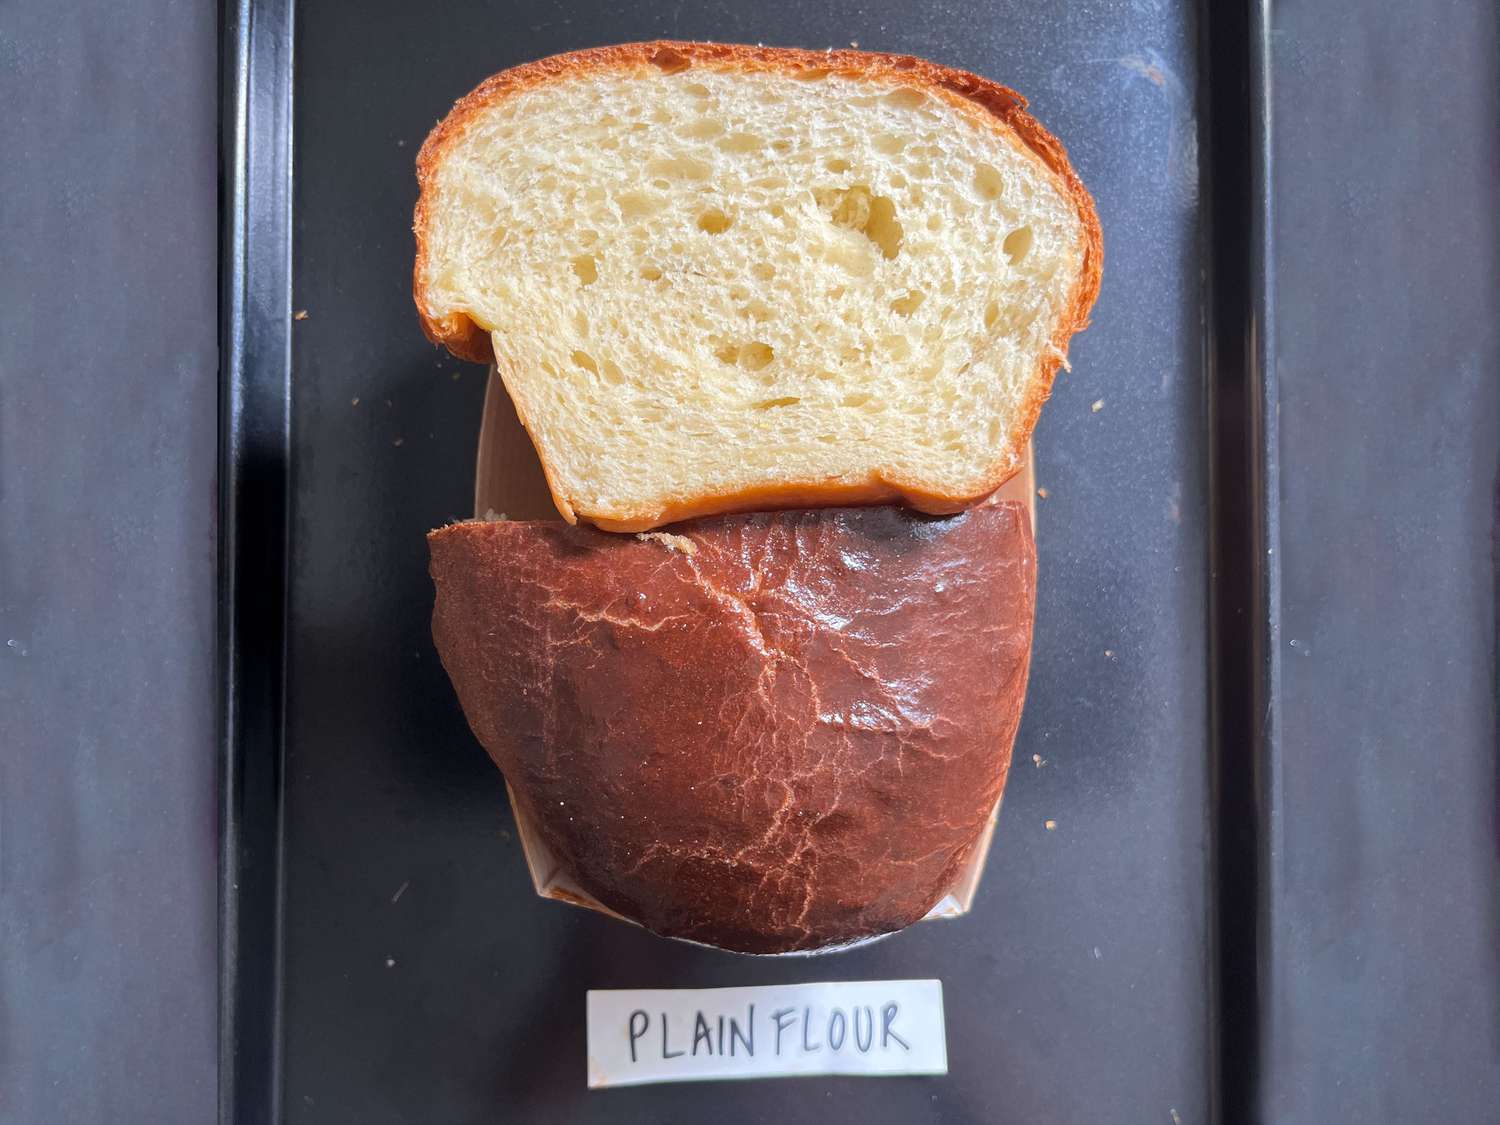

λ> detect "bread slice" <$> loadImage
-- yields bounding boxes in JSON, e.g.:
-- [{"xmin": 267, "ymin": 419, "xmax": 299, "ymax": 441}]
[
  {"xmin": 428, "ymin": 504, "xmax": 1037, "ymax": 953},
  {"xmin": 415, "ymin": 42, "xmax": 1101, "ymax": 532}
]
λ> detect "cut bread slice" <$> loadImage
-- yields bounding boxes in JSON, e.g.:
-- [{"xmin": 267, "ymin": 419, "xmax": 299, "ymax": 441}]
[{"xmin": 415, "ymin": 42, "xmax": 1101, "ymax": 531}]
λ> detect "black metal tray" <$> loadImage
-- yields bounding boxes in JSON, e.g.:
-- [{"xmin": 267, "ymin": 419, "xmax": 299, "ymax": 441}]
[{"xmin": 218, "ymin": 2, "xmax": 1500, "ymax": 1122}]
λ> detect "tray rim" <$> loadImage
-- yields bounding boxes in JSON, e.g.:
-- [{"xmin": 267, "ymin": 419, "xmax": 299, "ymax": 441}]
[{"xmin": 217, "ymin": 4, "xmax": 1275, "ymax": 1122}]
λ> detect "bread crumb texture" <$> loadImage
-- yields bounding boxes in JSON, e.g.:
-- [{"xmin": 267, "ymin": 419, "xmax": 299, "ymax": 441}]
[{"xmin": 417, "ymin": 45, "xmax": 1098, "ymax": 528}]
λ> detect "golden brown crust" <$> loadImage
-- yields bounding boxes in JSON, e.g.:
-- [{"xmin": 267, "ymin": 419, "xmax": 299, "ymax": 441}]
[{"xmin": 413, "ymin": 41, "xmax": 1103, "ymax": 528}]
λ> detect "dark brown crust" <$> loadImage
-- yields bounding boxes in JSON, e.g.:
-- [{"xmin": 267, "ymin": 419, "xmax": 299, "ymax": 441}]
[
  {"xmin": 414, "ymin": 41, "xmax": 1103, "ymax": 527},
  {"xmin": 428, "ymin": 504, "xmax": 1037, "ymax": 953}
]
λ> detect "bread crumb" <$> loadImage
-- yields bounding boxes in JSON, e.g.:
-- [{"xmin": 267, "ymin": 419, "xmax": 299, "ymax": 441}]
[
  {"xmin": 1104, "ymin": 649, "xmax": 1115, "ymax": 658},
  {"xmin": 350, "ymin": 397, "xmax": 360, "ymax": 406},
  {"xmin": 293, "ymin": 309, "xmax": 308, "ymax": 321},
  {"xmin": 392, "ymin": 437, "xmax": 404, "ymax": 447},
  {"xmin": 636, "ymin": 531, "xmax": 697, "ymax": 556},
  {"xmin": 1091, "ymin": 399, "xmax": 1105, "ymax": 413},
  {"xmin": 452, "ymin": 371, "xmax": 462, "ymax": 380},
  {"xmin": 1170, "ymin": 1111, "xmax": 1182, "ymax": 1125},
  {"xmin": 384, "ymin": 957, "xmax": 396, "ymax": 968},
  {"xmin": 849, "ymin": 40, "xmax": 860, "ymax": 47},
  {"xmin": 1036, "ymin": 486, "xmax": 1049, "ymax": 499},
  {"xmin": 1044, "ymin": 819, "xmax": 1057, "ymax": 831},
  {"xmin": 390, "ymin": 880, "xmax": 409, "ymax": 904},
  {"xmin": 1032, "ymin": 753, "xmax": 1046, "ymax": 768},
  {"xmin": 480, "ymin": 509, "xmax": 508, "ymax": 522}
]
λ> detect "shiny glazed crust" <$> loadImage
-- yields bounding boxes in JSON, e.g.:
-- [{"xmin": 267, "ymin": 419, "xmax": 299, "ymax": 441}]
[{"xmin": 428, "ymin": 504, "xmax": 1037, "ymax": 953}]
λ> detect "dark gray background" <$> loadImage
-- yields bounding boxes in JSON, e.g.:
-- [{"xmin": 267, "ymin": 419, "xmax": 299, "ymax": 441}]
[
  {"xmin": 0, "ymin": 2, "xmax": 219, "ymax": 1123},
  {"xmin": 1, "ymin": 0, "xmax": 1496, "ymax": 1122},
  {"xmin": 1265, "ymin": 3, "xmax": 1500, "ymax": 1122}
]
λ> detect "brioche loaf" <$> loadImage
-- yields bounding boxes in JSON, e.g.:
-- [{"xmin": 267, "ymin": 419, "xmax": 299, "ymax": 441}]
[
  {"xmin": 428, "ymin": 504, "xmax": 1037, "ymax": 954},
  {"xmin": 415, "ymin": 42, "xmax": 1101, "ymax": 531}
]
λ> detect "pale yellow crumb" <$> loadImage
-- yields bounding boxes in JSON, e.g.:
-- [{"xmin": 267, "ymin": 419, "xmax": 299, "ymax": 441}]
[
  {"xmin": 1091, "ymin": 399, "xmax": 1105, "ymax": 413},
  {"xmin": 1036, "ymin": 486, "xmax": 1049, "ymax": 499},
  {"xmin": 1044, "ymin": 819, "xmax": 1057, "ymax": 831},
  {"xmin": 293, "ymin": 309, "xmax": 308, "ymax": 321},
  {"xmin": 636, "ymin": 531, "xmax": 697, "ymax": 555}
]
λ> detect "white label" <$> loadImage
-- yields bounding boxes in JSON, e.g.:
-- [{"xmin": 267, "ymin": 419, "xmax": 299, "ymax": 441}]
[{"xmin": 585, "ymin": 980, "xmax": 947, "ymax": 1088}]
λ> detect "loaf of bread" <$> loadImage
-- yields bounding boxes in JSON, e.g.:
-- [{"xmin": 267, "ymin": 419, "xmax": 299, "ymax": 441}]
[
  {"xmin": 415, "ymin": 42, "xmax": 1100, "ymax": 531},
  {"xmin": 428, "ymin": 504, "xmax": 1036, "ymax": 953}
]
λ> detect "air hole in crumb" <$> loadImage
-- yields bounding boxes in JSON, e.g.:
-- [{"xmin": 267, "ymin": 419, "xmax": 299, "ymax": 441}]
[
  {"xmin": 891, "ymin": 290, "xmax": 926, "ymax": 315},
  {"xmin": 825, "ymin": 157, "xmax": 852, "ymax": 173},
  {"xmin": 882, "ymin": 87, "xmax": 926, "ymax": 110},
  {"xmin": 617, "ymin": 191, "xmax": 656, "ymax": 219},
  {"xmin": 639, "ymin": 265, "xmax": 663, "ymax": 281},
  {"xmin": 753, "ymin": 396, "xmax": 801, "ymax": 409},
  {"xmin": 771, "ymin": 139, "xmax": 793, "ymax": 154},
  {"xmin": 571, "ymin": 350, "xmax": 598, "ymax": 375},
  {"xmin": 684, "ymin": 82, "xmax": 711, "ymax": 98},
  {"xmin": 599, "ymin": 358, "xmax": 625, "ymax": 385},
  {"xmin": 984, "ymin": 300, "xmax": 1001, "ymax": 331},
  {"xmin": 650, "ymin": 46, "xmax": 691, "ymax": 73},
  {"xmin": 926, "ymin": 214, "xmax": 943, "ymax": 232},
  {"xmin": 1004, "ymin": 226, "xmax": 1034, "ymax": 264},
  {"xmin": 820, "ymin": 185, "xmax": 903, "ymax": 259},
  {"xmin": 751, "ymin": 262, "xmax": 775, "ymax": 281},
  {"xmin": 842, "ymin": 393, "xmax": 872, "ymax": 408},
  {"xmin": 572, "ymin": 255, "xmax": 598, "ymax": 285},
  {"xmin": 873, "ymin": 133, "xmax": 904, "ymax": 155},
  {"xmin": 697, "ymin": 209, "xmax": 733, "ymax": 234},
  {"xmin": 681, "ymin": 118, "xmax": 724, "ymax": 139},
  {"xmin": 796, "ymin": 68, "xmax": 832, "ymax": 81},
  {"xmin": 718, "ymin": 133, "xmax": 765, "ymax": 154},
  {"xmin": 974, "ymin": 163, "xmax": 1004, "ymax": 201},
  {"xmin": 739, "ymin": 341, "xmax": 775, "ymax": 370},
  {"xmin": 646, "ymin": 155, "xmax": 711, "ymax": 180}
]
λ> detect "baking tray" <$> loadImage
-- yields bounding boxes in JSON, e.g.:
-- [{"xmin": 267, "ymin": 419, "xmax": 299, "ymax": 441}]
[{"xmin": 213, "ymin": 2, "xmax": 1319, "ymax": 1122}]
